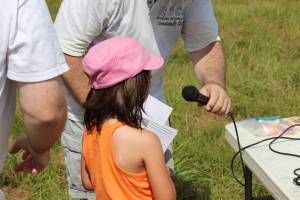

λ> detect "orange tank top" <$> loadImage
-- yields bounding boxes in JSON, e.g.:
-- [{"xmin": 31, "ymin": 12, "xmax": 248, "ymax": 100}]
[{"xmin": 82, "ymin": 121, "xmax": 154, "ymax": 200}]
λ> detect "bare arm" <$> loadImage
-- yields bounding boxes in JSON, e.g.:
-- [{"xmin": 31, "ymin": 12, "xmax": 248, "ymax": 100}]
[
  {"xmin": 17, "ymin": 77, "xmax": 67, "ymax": 153},
  {"xmin": 191, "ymin": 41, "xmax": 225, "ymax": 88},
  {"xmin": 81, "ymin": 157, "xmax": 93, "ymax": 190},
  {"xmin": 190, "ymin": 41, "xmax": 231, "ymax": 114},
  {"xmin": 62, "ymin": 54, "xmax": 89, "ymax": 105},
  {"xmin": 142, "ymin": 131, "xmax": 176, "ymax": 200}
]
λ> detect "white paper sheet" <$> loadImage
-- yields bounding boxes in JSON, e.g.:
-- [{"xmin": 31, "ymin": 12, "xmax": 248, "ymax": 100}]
[
  {"xmin": 143, "ymin": 95, "xmax": 172, "ymax": 125},
  {"xmin": 142, "ymin": 95, "xmax": 177, "ymax": 152}
]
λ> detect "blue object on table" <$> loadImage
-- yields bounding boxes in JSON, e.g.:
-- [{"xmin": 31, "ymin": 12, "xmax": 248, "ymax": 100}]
[{"xmin": 256, "ymin": 116, "xmax": 282, "ymax": 121}]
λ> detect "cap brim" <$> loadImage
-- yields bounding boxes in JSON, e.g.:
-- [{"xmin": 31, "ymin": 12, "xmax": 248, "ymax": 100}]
[{"xmin": 144, "ymin": 54, "xmax": 164, "ymax": 70}]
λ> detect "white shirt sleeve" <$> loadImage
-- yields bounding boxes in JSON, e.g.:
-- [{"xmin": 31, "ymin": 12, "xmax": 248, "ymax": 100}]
[
  {"xmin": 7, "ymin": 0, "xmax": 68, "ymax": 82},
  {"xmin": 182, "ymin": 0, "xmax": 220, "ymax": 52},
  {"xmin": 54, "ymin": 0, "xmax": 109, "ymax": 57}
]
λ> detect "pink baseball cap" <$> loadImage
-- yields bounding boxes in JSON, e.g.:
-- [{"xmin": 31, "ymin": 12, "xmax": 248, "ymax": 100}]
[{"xmin": 83, "ymin": 37, "xmax": 164, "ymax": 89}]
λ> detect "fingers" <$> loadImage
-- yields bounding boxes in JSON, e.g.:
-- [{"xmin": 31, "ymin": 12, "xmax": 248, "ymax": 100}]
[
  {"xmin": 9, "ymin": 136, "xmax": 28, "ymax": 154},
  {"xmin": 210, "ymin": 92, "xmax": 230, "ymax": 115},
  {"xmin": 210, "ymin": 91, "xmax": 224, "ymax": 114},
  {"xmin": 205, "ymin": 89, "xmax": 219, "ymax": 112},
  {"xmin": 22, "ymin": 150, "xmax": 30, "ymax": 160},
  {"xmin": 9, "ymin": 139, "xmax": 22, "ymax": 154},
  {"xmin": 219, "ymin": 97, "xmax": 231, "ymax": 115},
  {"xmin": 220, "ymin": 98, "xmax": 229, "ymax": 114},
  {"xmin": 15, "ymin": 157, "xmax": 46, "ymax": 174},
  {"xmin": 10, "ymin": 136, "xmax": 49, "ymax": 174},
  {"xmin": 15, "ymin": 159, "xmax": 41, "ymax": 174},
  {"xmin": 200, "ymin": 84, "xmax": 231, "ymax": 115},
  {"xmin": 225, "ymin": 98, "xmax": 232, "ymax": 114},
  {"xmin": 199, "ymin": 87, "xmax": 214, "ymax": 110}
]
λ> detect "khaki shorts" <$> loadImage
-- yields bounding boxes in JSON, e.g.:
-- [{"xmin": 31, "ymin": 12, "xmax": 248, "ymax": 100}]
[{"xmin": 62, "ymin": 118, "xmax": 174, "ymax": 199}]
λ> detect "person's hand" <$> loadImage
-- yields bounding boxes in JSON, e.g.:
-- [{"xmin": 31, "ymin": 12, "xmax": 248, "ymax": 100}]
[
  {"xmin": 199, "ymin": 83, "xmax": 231, "ymax": 115},
  {"xmin": 9, "ymin": 136, "xmax": 50, "ymax": 174}
]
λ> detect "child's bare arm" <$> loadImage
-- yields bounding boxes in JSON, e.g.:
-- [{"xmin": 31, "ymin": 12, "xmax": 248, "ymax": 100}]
[
  {"xmin": 142, "ymin": 131, "xmax": 176, "ymax": 200},
  {"xmin": 81, "ymin": 157, "xmax": 93, "ymax": 191}
]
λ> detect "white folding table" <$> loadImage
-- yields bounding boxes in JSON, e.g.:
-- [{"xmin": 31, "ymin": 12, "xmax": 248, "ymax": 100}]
[{"xmin": 225, "ymin": 122, "xmax": 300, "ymax": 200}]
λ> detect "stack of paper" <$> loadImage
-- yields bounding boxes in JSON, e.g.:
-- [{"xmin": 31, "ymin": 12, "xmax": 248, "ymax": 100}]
[{"xmin": 142, "ymin": 95, "xmax": 178, "ymax": 152}]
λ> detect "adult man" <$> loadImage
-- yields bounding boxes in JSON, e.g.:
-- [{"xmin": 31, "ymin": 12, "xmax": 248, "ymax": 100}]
[
  {"xmin": 0, "ymin": 0, "xmax": 68, "ymax": 199},
  {"xmin": 55, "ymin": 0, "xmax": 230, "ymax": 199}
]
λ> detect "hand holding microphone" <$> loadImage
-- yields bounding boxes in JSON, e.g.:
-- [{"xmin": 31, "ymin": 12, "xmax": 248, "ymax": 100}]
[
  {"xmin": 182, "ymin": 85, "xmax": 209, "ymax": 106},
  {"xmin": 182, "ymin": 84, "xmax": 231, "ymax": 115}
]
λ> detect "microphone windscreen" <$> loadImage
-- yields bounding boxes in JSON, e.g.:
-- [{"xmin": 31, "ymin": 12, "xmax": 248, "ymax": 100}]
[{"xmin": 182, "ymin": 86, "xmax": 199, "ymax": 102}]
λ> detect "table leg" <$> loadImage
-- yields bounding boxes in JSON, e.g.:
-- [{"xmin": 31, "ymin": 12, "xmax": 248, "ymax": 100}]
[
  {"xmin": 244, "ymin": 165, "xmax": 275, "ymax": 200},
  {"xmin": 245, "ymin": 165, "xmax": 253, "ymax": 200}
]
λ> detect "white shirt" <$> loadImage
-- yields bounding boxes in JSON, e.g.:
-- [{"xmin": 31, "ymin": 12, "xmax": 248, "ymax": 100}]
[
  {"xmin": 55, "ymin": 0, "xmax": 219, "ymax": 122},
  {"xmin": 0, "ymin": 0, "xmax": 69, "ymax": 172}
]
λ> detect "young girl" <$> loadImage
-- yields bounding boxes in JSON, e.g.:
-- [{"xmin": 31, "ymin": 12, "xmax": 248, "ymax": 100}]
[{"xmin": 81, "ymin": 37, "xmax": 176, "ymax": 200}]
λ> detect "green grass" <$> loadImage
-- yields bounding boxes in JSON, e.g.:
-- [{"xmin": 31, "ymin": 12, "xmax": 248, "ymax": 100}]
[{"xmin": 1, "ymin": 0, "xmax": 300, "ymax": 199}]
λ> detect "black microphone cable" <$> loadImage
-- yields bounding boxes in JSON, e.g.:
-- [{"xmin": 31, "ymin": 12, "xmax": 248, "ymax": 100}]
[
  {"xmin": 228, "ymin": 113, "xmax": 300, "ymax": 187},
  {"xmin": 227, "ymin": 112, "xmax": 246, "ymax": 186}
]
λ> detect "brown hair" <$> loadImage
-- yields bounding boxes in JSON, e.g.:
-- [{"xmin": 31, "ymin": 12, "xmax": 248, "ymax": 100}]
[{"xmin": 83, "ymin": 70, "xmax": 151, "ymax": 131}]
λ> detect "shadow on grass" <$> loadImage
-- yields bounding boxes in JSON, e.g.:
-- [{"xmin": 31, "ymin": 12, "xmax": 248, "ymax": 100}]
[{"xmin": 173, "ymin": 174, "xmax": 211, "ymax": 200}]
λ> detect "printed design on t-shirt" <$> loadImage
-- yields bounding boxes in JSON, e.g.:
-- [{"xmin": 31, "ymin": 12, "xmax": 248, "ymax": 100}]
[
  {"xmin": 156, "ymin": 3, "xmax": 184, "ymax": 26},
  {"xmin": 147, "ymin": 0, "xmax": 156, "ymax": 9}
]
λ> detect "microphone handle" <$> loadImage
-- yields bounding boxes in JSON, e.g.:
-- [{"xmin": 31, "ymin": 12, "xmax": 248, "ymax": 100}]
[{"xmin": 197, "ymin": 93, "xmax": 209, "ymax": 106}]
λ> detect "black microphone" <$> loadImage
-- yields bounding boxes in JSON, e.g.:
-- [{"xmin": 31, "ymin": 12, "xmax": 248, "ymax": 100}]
[{"xmin": 182, "ymin": 85, "xmax": 209, "ymax": 106}]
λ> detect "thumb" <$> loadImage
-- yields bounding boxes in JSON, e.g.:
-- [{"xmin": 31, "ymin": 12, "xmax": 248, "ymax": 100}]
[{"xmin": 199, "ymin": 86, "xmax": 210, "ymax": 97}]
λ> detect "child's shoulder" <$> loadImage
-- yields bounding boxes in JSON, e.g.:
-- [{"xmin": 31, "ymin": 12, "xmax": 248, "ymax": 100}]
[
  {"xmin": 114, "ymin": 125, "xmax": 161, "ymax": 150},
  {"xmin": 139, "ymin": 129, "xmax": 161, "ymax": 146}
]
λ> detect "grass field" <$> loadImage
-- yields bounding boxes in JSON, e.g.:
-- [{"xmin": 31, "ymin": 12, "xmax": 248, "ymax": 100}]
[{"xmin": 1, "ymin": 0, "xmax": 300, "ymax": 199}]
